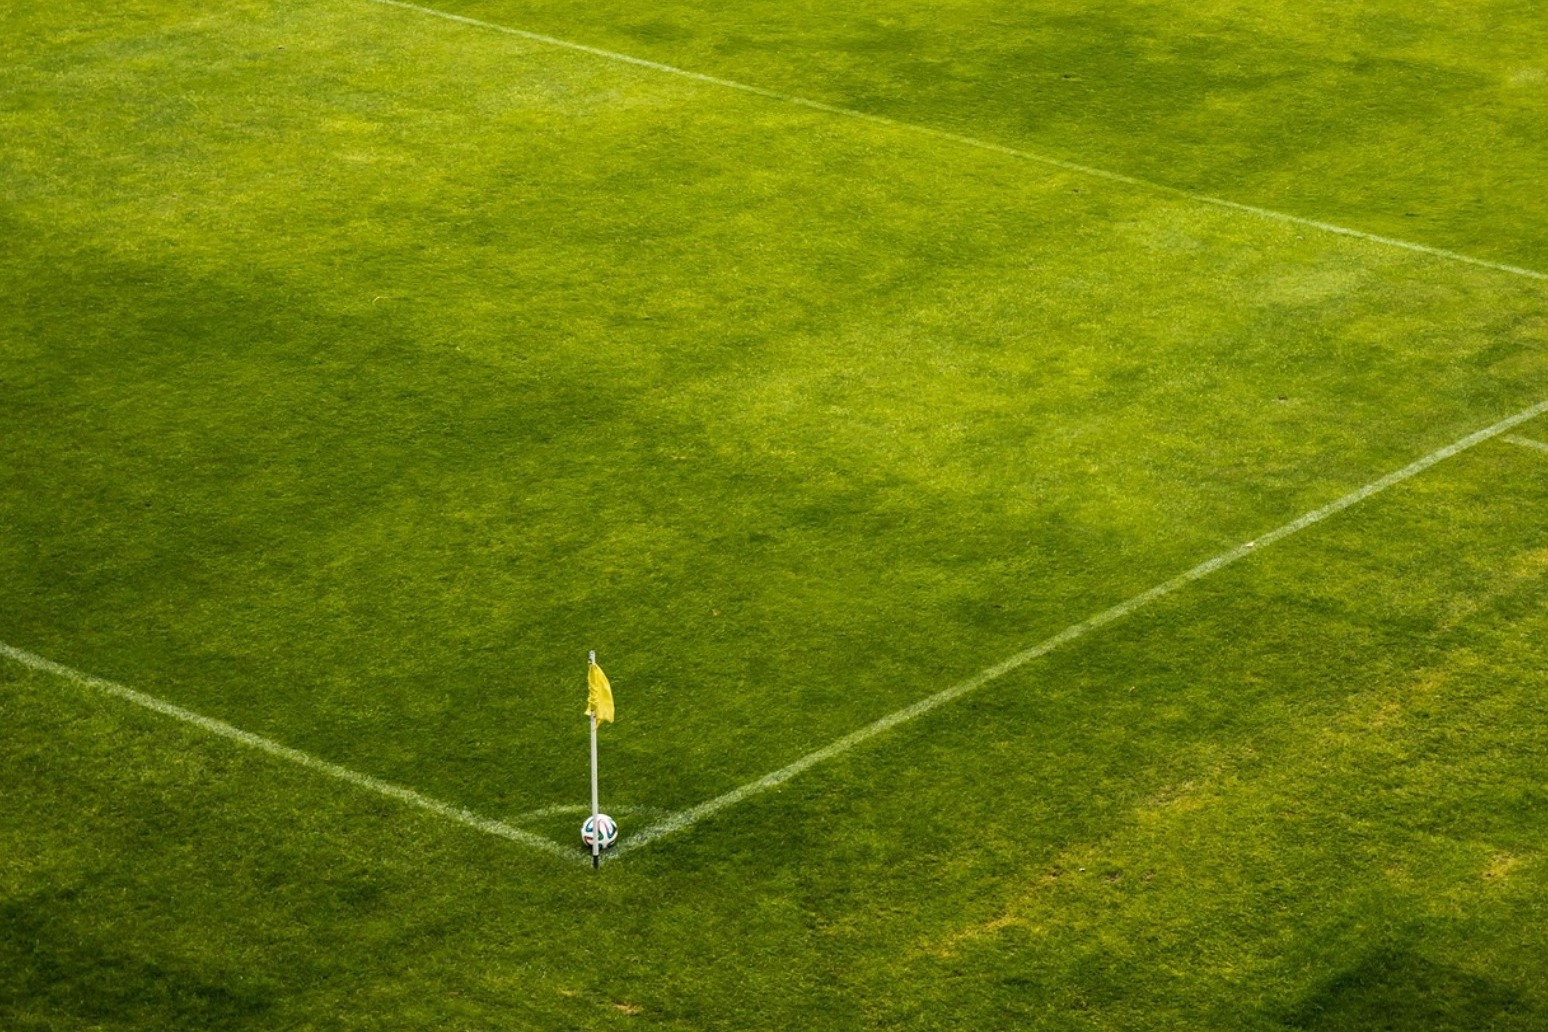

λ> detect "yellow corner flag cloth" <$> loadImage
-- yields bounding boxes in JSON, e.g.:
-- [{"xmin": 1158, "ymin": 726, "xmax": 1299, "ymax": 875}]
[{"xmin": 587, "ymin": 660, "xmax": 614, "ymax": 724}]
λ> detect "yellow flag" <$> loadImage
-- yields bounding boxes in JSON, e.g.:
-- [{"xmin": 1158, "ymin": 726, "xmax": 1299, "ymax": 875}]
[{"xmin": 586, "ymin": 660, "xmax": 614, "ymax": 724}]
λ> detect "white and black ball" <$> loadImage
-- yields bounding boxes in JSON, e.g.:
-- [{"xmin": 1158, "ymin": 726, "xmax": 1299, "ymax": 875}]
[{"xmin": 581, "ymin": 813, "xmax": 618, "ymax": 850}]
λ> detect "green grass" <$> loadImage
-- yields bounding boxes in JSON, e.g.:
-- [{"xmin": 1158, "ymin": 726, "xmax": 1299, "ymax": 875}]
[
  {"xmin": 436, "ymin": 0, "xmax": 1548, "ymax": 270},
  {"xmin": 1, "ymin": 0, "xmax": 1545, "ymax": 1027}
]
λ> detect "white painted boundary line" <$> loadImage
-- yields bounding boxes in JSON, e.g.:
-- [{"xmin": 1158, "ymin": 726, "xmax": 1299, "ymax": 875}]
[
  {"xmin": 363, "ymin": 0, "xmax": 1547, "ymax": 286},
  {"xmin": 0, "ymin": 643, "xmax": 583, "ymax": 864},
  {"xmin": 615, "ymin": 400, "xmax": 1548, "ymax": 856},
  {"xmin": 1504, "ymin": 434, "xmax": 1548, "ymax": 455},
  {"xmin": 6, "ymin": 404, "xmax": 1543, "ymax": 866}
]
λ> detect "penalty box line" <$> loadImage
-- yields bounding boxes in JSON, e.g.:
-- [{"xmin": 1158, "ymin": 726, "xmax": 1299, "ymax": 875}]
[
  {"xmin": 1504, "ymin": 434, "xmax": 1548, "ymax": 455},
  {"xmin": 615, "ymin": 399, "xmax": 1548, "ymax": 857},
  {"xmin": 0, "ymin": 643, "xmax": 585, "ymax": 865},
  {"xmin": 363, "ymin": 0, "xmax": 1547, "ymax": 287}
]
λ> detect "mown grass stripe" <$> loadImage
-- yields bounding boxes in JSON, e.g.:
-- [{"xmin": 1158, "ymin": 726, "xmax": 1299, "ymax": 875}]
[
  {"xmin": 615, "ymin": 400, "xmax": 1548, "ymax": 857},
  {"xmin": 0, "ymin": 643, "xmax": 583, "ymax": 864},
  {"xmin": 363, "ymin": 0, "xmax": 1547, "ymax": 286}
]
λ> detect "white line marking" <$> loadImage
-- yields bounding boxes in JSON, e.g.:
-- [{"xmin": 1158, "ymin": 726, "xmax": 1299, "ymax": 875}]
[
  {"xmin": 0, "ymin": 643, "xmax": 582, "ymax": 864},
  {"xmin": 7, "ymin": 403, "xmax": 1543, "ymax": 866},
  {"xmin": 1504, "ymin": 434, "xmax": 1548, "ymax": 455},
  {"xmin": 614, "ymin": 401, "xmax": 1548, "ymax": 856},
  {"xmin": 363, "ymin": 0, "xmax": 1546, "ymax": 285}
]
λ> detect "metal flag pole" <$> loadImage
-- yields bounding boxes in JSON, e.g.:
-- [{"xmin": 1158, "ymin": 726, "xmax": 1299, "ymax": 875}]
[{"xmin": 589, "ymin": 650, "xmax": 600, "ymax": 870}]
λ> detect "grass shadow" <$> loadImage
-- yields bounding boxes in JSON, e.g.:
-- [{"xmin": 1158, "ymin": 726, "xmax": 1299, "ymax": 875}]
[
  {"xmin": 1281, "ymin": 947, "xmax": 1532, "ymax": 1031},
  {"xmin": 0, "ymin": 887, "xmax": 275, "ymax": 1030}
]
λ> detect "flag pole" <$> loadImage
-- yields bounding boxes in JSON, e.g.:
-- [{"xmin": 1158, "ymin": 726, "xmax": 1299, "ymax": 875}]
[{"xmin": 589, "ymin": 650, "xmax": 600, "ymax": 870}]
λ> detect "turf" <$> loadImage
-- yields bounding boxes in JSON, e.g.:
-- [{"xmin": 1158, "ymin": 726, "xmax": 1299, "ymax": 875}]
[
  {"xmin": 1, "ymin": 0, "xmax": 1545, "ymax": 1027},
  {"xmin": 435, "ymin": 0, "xmax": 1548, "ymax": 270}
]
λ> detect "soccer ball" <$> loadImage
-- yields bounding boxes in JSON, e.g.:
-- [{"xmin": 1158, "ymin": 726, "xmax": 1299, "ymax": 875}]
[{"xmin": 581, "ymin": 813, "xmax": 618, "ymax": 851}]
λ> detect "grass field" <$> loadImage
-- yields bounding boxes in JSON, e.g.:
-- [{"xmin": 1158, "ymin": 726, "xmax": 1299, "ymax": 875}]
[{"xmin": 2, "ymin": 0, "xmax": 1546, "ymax": 1027}]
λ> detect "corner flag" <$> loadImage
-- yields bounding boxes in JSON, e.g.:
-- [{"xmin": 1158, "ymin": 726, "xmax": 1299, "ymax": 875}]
[
  {"xmin": 585, "ymin": 651, "xmax": 616, "ymax": 868},
  {"xmin": 587, "ymin": 658, "xmax": 614, "ymax": 724}
]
